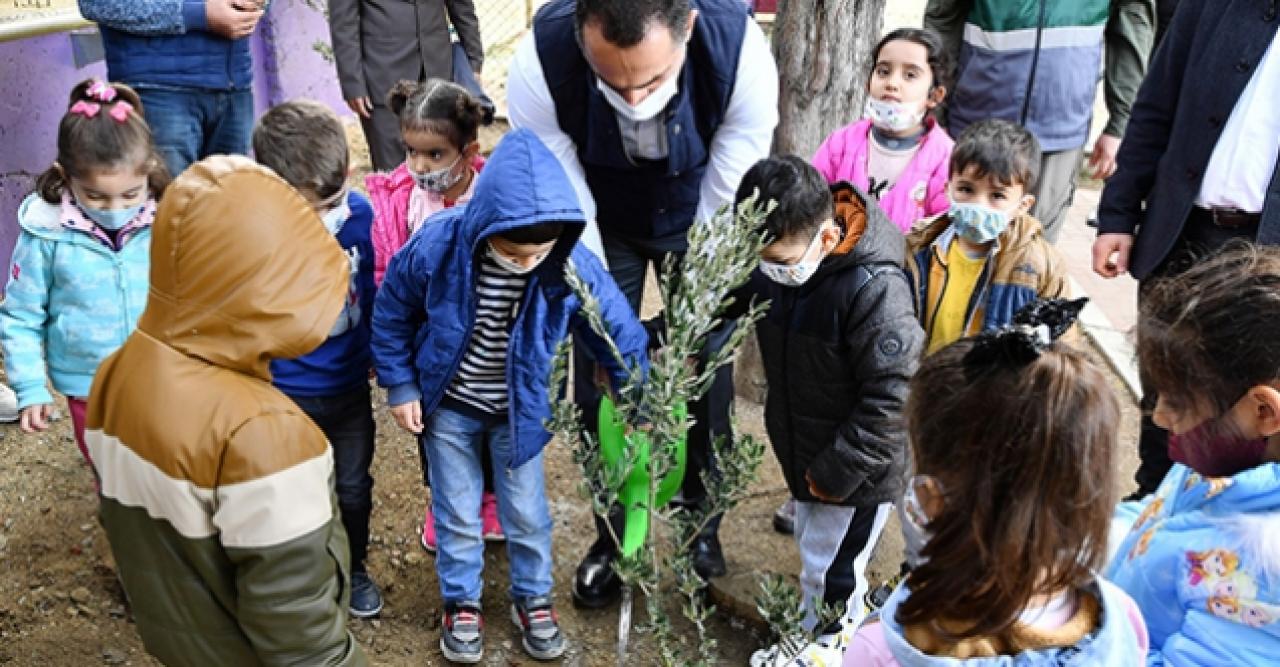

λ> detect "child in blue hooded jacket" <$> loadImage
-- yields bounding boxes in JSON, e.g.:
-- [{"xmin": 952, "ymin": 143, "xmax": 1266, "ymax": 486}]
[
  {"xmin": 372, "ymin": 128, "xmax": 647, "ymax": 664},
  {"xmin": 1108, "ymin": 244, "xmax": 1280, "ymax": 665}
]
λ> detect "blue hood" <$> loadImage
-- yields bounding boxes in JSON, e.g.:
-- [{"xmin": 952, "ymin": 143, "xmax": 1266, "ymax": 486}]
[
  {"xmin": 457, "ymin": 128, "xmax": 585, "ymax": 259},
  {"xmin": 877, "ymin": 579, "xmax": 1145, "ymax": 666}
]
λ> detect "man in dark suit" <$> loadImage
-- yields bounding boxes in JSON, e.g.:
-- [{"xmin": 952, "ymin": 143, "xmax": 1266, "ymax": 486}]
[
  {"xmin": 1093, "ymin": 0, "xmax": 1280, "ymax": 497},
  {"xmin": 328, "ymin": 0, "xmax": 484, "ymax": 172}
]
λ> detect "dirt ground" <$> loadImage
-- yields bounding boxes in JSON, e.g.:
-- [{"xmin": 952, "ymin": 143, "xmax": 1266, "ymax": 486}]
[{"xmin": 0, "ymin": 335, "xmax": 1140, "ymax": 667}]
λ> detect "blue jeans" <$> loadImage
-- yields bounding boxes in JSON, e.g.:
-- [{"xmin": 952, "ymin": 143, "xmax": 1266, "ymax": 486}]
[
  {"xmin": 135, "ymin": 86, "xmax": 254, "ymax": 178},
  {"xmin": 288, "ymin": 386, "xmax": 376, "ymax": 572},
  {"xmin": 423, "ymin": 403, "xmax": 553, "ymax": 604}
]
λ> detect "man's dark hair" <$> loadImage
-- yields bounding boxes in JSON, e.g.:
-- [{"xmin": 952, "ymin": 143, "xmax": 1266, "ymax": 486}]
[
  {"xmin": 575, "ymin": 0, "xmax": 692, "ymax": 47},
  {"xmin": 949, "ymin": 119, "xmax": 1042, "ymax": 191},
  {"xmin": 735, "ymin": 156, "xmax": 832, "ymax": 241},
  {"xmin": 494, "ymin": 222, "xmax": 566, "ymax": 245},
  {"xmin": 253, "ymin": 100, "xmax": 349, "ymax": 202}
]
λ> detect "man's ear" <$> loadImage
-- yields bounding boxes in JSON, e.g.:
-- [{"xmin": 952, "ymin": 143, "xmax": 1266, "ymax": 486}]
[
  {"xmin": 1244, "ymin": 385, "xmax": 1280, "ymax": 438},
  {"xmin": 684, "ymin": 9, "xmax": 699, "ymax": 41}
]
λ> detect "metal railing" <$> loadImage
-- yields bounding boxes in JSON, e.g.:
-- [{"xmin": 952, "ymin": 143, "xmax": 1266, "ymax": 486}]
[{"xmin": 0, "ymin": 10, "xmax": 92, "ymax": 43}]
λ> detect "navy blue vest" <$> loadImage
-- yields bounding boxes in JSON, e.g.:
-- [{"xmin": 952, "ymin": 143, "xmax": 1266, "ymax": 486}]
[
  {"xmin": 100, "ymin": 26, "xmax": 253, "ymax": 91},
  {"xmin": 533, "ymin": 0, "xmax": 746, "ymax": 241}
]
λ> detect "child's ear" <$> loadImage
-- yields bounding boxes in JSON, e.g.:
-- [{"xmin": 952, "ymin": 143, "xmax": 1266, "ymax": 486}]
[
  {"xmin": 926, "ymin": 85, "xmax": 946, "ymax": 109},
  {"xmin": 820, "ymin": 221, "xmax": 842, "ymax": 254},
  {"xmin": 1244, "ymin": 385, "xmax": 1280, "ymax": 438},
  {"xmin": 1018, "ymin": 193, "xmax": 1036, "ymax": 217},
  {"xmin": 463, "ymin": 141, "xmax": 480, "ymax": 159}
]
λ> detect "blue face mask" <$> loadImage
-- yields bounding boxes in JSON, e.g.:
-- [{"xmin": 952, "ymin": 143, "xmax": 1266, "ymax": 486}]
[
  {"xmin": 81, "ymin": 202, "xmax": 144, "ymax": 231},
  {"xmin": 948, "ymin": 199, "xmax": 1011, "ymax": 244}
]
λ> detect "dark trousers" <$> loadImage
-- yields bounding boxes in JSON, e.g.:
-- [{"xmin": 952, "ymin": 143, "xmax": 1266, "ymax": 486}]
[
  {"xmin": 290, "ymin": 385, "xmax": 377, "ymax": 572},
  {"xmin": 1134, "ymin": 211, "xmax": 1258, "ymax": 495},
  {"xmin": 576, "ymin": 231, "xmax": 736, "ymax": 546}
]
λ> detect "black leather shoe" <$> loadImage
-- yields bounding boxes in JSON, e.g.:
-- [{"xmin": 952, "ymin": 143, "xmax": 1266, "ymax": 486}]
[
  {"xmin": 572, "ymin": 540, "xmax": 621, "ymax": 608},
  {"xmin": 691, "ymin": 533, "xmax": 727, "ymax": 580}
]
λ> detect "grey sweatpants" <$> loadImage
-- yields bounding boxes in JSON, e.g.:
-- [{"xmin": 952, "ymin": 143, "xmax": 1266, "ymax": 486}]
[
  {"xmin": 795, "ymin": 501, "xmax": 893, "ymax": 633},
  {"xmin": 1031, "ymin": 146, "xmax": 1086, "ymax": 244}
]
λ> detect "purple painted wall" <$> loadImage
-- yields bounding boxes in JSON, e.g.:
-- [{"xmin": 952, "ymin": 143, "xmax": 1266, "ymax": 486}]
[{"xmin": 0, "ymin": 0, "xmax": 350, "ymax": 274}]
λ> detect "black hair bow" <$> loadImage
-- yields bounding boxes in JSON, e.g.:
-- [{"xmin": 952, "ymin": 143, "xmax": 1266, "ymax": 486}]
[{"xmin": 963, "ymin": 297, "xmax": 1088, "ymax": 378}]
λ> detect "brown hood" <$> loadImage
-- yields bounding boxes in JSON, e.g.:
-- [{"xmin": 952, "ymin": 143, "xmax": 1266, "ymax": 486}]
[{"xmin": 137, "ymin": 155, "xmax": 349, "ymax": 380}]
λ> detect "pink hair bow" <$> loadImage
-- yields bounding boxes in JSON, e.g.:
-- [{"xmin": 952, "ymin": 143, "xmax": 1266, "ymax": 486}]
[
  {"xmin": 69, "ymin": 100, "xmax": 100, "ymax": 118},
  {"xmin": 86, "ymin": 80, "xmax": 118, "ymax": 103},
  {"xmin": 108, "ymin": 101, "xmax": 133, "ymax": 122}
]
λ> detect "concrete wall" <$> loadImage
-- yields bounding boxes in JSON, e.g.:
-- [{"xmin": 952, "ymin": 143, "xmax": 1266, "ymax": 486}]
[{"xmin": 0, "ymin": 0, "xmax": 350, "ymax": 275}]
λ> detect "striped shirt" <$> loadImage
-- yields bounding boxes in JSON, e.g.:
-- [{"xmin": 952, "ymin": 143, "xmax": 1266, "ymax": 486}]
[{"xmin": 445, "ymin": 253, "xmax": 528, "ymax": 414}]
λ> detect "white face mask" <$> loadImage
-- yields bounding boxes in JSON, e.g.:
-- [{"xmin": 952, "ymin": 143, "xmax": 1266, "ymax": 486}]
[
  {"xmin": 487, "ymin": 242, "xmax": 548, "ymax": 275},
  {"xmin": 596, "ymin": 67, "xmax": 681, "ymax": 123},
  {"xmin": 759, "ymin": 227, "xmax": 828, "ymax": 287},
  {"xmin": 864, "ymin": 96, "xmax": 926, "ymax": 133},
  {"xmin": 321, "ymin": 200, "xmax": 351, "ymax": 235},
  {"xmin": 900, "ymin": 475, "xmax": 936, "ymax": 568}
]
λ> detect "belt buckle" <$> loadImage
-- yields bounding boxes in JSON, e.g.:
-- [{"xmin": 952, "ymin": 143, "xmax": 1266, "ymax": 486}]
[{"xmin": 1208, "ymin": 207, "xmax": 1251, "ymax": 228}]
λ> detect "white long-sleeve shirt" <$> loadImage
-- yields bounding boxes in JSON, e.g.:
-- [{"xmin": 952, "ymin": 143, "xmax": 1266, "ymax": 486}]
[{"xmin": 507, "ymin": 18, "xmax": 779, "ymax": 262}]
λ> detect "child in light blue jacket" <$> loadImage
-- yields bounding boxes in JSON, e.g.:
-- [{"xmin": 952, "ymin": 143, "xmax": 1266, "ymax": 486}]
[
  {"xmin": 1108, "ymin": 244, "xmax": 1280, "ymax": 665},
  {"xmin": 1, "ymin": 79, "xmax": 167, "ymax": 476}
]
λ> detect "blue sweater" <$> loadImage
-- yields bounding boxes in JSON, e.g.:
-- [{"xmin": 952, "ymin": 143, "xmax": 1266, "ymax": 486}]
[
  {"xmin": 372, "ymin": 129, "xmax": 649, "ymax": 469},
  {"xmin": 272, "ymin": 191, "xmax": 376, "ymax": 397},
  {"xmin": 77, "ymin": 0, "xmax": 255, "ymax": 90}
]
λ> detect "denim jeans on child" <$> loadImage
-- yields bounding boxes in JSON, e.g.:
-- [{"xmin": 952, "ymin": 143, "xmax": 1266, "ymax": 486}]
[
  {"xmin": 289, "ymin": 386, "xmax": 376, "ymax": 572},
  {"xmin": 423, "ymin": 402, "xmax": 553, "ymax": 603},
  {"xmin": 135, "ymin": 86, "xmax": 254, "ymax": 178}
]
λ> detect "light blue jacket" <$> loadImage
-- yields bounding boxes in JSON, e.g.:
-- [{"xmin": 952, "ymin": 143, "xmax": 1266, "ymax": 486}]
[
  {"xmin": 1108, "ymin": 463, "xmax": 1280, "ymax": 665},
  {"xmin": 875, "ymin": 578, "xmax": 1147, "ymax": 665},
  {"xmin": 1, "ymin": 194, "xmax": 151, "ymax": 407}
]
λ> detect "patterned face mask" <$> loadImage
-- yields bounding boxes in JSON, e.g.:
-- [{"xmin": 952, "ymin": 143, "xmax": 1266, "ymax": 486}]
[
  {"xmin": 412, "ymin": 154, "xmax": 464, "ymax": 194},
  {"xmin": 864, "ymin": 96, "xmax": 926, "ymax": 133},
  {"xmin": 759, "ymin": 226, "xmax": 827, "ymax": 287},
  {"xmin": 948, "ymin": 199, "xmax": 1012, "ymax": 244}
]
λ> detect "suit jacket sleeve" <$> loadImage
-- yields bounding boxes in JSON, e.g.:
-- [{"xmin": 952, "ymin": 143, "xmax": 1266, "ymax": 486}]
[
  {"xmin": 447, "ymin": 0, "xmax": 484, "ymax": 73},
  {"xmin": 806, "ymin": 272, "xmax": 922, "ymax": 501},
  {"xmin": 328, "ymin": 0, "xmax": 366, "ymax": 101},
  {"xmin": 1097, "ymin": 0, "xmax": 1202, "ymax": 235}
]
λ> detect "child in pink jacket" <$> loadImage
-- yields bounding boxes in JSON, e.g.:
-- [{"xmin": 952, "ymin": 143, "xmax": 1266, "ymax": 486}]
[
  {"xmin": 366, "ymin": 78, "xmax": 489, "ymax": 286},
  {"xmin": 365, "ymin": 78, "xmax": 499, "ymax": 551},
  {"xmin": 812, "ymin": 28, "xmax": 953, "ymax": 234}
]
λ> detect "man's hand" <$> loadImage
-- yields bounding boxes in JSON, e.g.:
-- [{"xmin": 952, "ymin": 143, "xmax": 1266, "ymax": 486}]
[
  {"xmin": 207, "ymin": 0, "xmax": 264, "ymax": 40},
  {"xmin": 1089, "ymin": 133, "xmax": 1121, "ymax": 180},
  {"xmin": 390, "ymin": 401, "xmax": 423, "ymax": 435},
  {"xmin": 805, "ymin": 470, "xmax": 843, "ymax": 503},
  {"xmin": 346, "ymin": 97, "xmax": 373, "ymax": 119},
  {"xmin": 19, "ymin": 404, "xmax": 56, "ymax": 434},
  {"xmin": 1092, "ymin": 233, "xmax": 1134, "ymax": 278}
]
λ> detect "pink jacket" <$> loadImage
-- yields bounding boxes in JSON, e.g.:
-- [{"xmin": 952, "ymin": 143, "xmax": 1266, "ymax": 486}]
[
  {"xmin": 366, "ymin": 156, "xmax": 486, "ymax": 285},
  {"xmin": 812, "ymin": 118, "xmax": 953, "ymax": 233}
]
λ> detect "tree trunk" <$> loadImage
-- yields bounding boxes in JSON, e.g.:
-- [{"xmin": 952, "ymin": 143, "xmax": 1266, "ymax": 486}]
[{"xmin": 771, "ymin": 0, "xmax": 888, "ymax": 156}]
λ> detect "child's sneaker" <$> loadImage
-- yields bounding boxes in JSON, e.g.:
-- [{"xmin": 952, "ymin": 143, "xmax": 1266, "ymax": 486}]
[
  {"xmin": 511, "ymin": 595, "xmax": 566, "ymax": 660},
  {"xmin": 481, "ymin": 492, "xmax": 505, "ymax": 542},
  {"xmin": 421, "ymin": 501, "xmax": 437, "ymax": 553},
  {"xmin": 441, "ymin": 601, "xmax": 484, "ymax": 663},
  {"xmin": 772, "ymin": 498, "xmax": 796, "ymax": 535}
]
